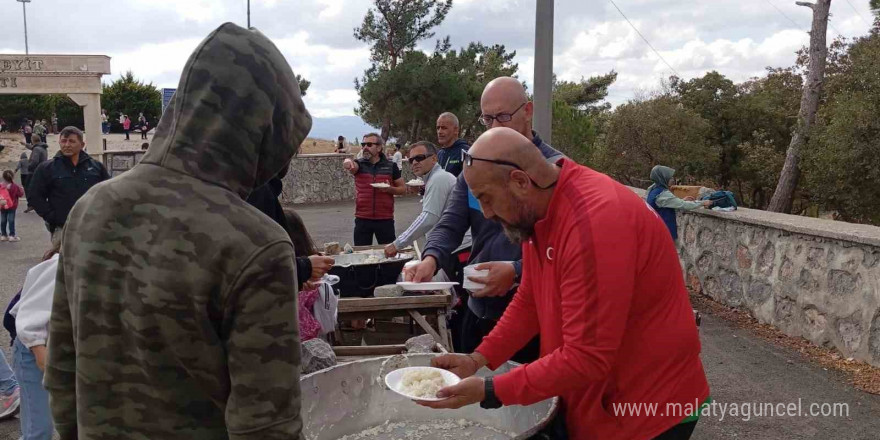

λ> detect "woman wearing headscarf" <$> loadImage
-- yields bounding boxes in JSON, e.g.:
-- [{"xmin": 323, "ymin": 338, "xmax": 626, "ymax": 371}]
[{"xmin": 646, "ymin": 165, "xmax": 712, "ymax": 240}]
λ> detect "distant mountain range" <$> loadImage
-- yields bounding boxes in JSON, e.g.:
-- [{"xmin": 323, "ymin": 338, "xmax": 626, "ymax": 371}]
[{"xmin": 308, "ymin": 116, "xmax": 376, "ymax": 141}]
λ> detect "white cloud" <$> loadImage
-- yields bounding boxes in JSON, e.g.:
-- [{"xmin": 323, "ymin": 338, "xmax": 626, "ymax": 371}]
[{"xmin": 0, "ymin": 0, "xmax": 876, "ymax": 117}]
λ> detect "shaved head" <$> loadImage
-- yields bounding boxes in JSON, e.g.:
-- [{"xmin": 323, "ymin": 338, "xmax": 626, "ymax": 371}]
[
  {"xmin": 464, "ymin": 127, "xmax": 559, "ymax": 243},
  {"xmin": 480, "ymin": 77, "xmax": 533, "ymax": 138}
]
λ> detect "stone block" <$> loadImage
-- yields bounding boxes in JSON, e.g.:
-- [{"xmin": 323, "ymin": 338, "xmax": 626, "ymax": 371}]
[
  {"xmin": 301, "ymin": 338, "xmax": 337, "ymax": 375},
  {"xmin": 112, "ymin": 155, "xmax": 134, "ymax": 170},
  {"xmin": 837, "ymin": 316, "xmax": 862, "ymax": 351},
  {"xmin": 405, "ymin": 334, "xmax": 437, "ymax": 354},
  {"xmin": 374, "ymin": 284, "xmax": 404, "ymax": 298},
  {"xmin": 323, "ymin": 242, "xmax": 341, "ymax": 255},
  {"xmin": 828, "ymin": 270, "xmax": 858, "ymax": 296},
  {"xmin": 736, "ymin": 245, "xmax": 752, "ymax": 270}
]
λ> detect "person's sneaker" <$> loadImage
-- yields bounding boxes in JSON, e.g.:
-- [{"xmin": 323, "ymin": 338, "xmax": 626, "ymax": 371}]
[
  {"xmin": 0, "ymin": 387, "xmax": 20, "ymax": 420},
  {"xmin": 23, "ymin": 207, "xmax": 33, "ymax": 213},
  {"xmin": 8, "ymin": 237, "xmax": 19, "ymax": 242},
  {"xmin": 0, "ymin": 236, "xmax": 7, "ymax": 242}
]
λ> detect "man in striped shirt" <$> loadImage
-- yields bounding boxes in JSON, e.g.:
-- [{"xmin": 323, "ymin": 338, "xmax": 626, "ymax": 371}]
[{"xmin": 384, "ymin": 141, "xmax": 456, "ymax": 258}]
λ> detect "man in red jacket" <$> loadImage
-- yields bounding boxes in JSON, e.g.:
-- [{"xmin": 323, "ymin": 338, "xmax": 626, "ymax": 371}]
[
  {"xmin": 420, "ymin": 128, "xmax": 710, "ymax": 440},
  {"xmin": 343, "ymin": 132, "xmax": 406, "ymax": 246}
]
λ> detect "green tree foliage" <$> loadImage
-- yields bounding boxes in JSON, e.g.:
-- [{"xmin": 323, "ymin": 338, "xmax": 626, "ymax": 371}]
[
  {"xmin": 354, "ymin": 0, "xmax": 453, "ymax": 138},
  {"xmin": 802, "ymin": 25, "xmax": 880, "ymax": 223},
  {"xmin": 871, "ymin": 0, "xmax": 879, "ymax": 15},
  {"xmin": 354, "ymin": 0, "xmax": 453, "ymax": 69},
  {"xmin": 101, "ymin": 71, "xmax": 161, "ymax": 132},
  {"xmin": 355, "ymin": 42, "xmax": 518, "ymax": 143},
  {"xmin": 596, "ymin": 95, "xmax": 719, "ymax": 187},
  {"xmin": 0, "ymin": 95, "xmax": 83, "ymax": 132},
  {"xmin": 296, "ymin": 74, "xmax": 311, "ymax": 97},
  {"xmin": 549, "ymin": 72, "xmax": 617, "ymax": 164}
]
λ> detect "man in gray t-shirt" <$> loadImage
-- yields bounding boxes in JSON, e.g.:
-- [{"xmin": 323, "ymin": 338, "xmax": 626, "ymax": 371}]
[{"xmin": 384, "ymin": 141, "xmax": 457, "ymax": 257}]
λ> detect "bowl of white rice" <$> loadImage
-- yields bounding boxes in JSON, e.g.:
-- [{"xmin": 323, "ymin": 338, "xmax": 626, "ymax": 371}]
[{"xmin": 385, "ymin": 367, "xmax": 461, "ymax": 401}]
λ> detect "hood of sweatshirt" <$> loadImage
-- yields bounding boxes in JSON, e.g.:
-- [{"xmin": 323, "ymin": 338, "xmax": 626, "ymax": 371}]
[{"xmin": 140, "ymin": 22, "xmax": 312, "ymax": 199}]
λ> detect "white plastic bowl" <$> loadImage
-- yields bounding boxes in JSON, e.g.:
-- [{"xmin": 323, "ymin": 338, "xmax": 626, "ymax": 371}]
[{"xmin": 384, "ymin": 366, "xmax": 461, "ymax": 401}]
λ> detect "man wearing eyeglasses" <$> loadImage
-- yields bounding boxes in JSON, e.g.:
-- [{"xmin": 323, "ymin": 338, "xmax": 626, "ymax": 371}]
[
  {"xmin": 343, "ymin": 133, "xmax": 406, "ymax": 246},
  {"xmin": 384, "ymin": 141, "xmax": 456, "ymax": 258},
  {"xmin": 405, "ymin": 77, "xmax": 565, "ymax": 363},
  {"xmin": 419, "ymin": 128, "xmax": 710, "ymax": 440},
  {"xmin": 435, "ymin": 112, "xmax": 470, "ymax": 177}
]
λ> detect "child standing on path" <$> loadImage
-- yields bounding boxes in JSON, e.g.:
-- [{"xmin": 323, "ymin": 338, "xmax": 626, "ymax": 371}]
[{"xmin": 1, "ymin": 170, "xmax": 24, "ymax": 242}]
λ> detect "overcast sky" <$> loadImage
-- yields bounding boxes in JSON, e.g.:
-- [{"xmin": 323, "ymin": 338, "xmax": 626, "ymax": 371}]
[{"xmin": 0, "ymin": 0, "xmax": 875, "ymax": 118}]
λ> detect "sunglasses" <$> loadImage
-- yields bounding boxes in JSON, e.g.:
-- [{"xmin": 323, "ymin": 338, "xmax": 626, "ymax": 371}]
[
  {"xmin": 461, "ymin": 150, "xmax": 557, "ymax": 190},
  {"xmin": 361, "ymin": 142, "xmax": 382, "ymax": 147},
  {"xmin": 408, "ymin": 153, "xmax": 434, "ymax": 164},
  {"xmin": 479, "ymin": 102, "xmax": 527, "ymax": 126}
]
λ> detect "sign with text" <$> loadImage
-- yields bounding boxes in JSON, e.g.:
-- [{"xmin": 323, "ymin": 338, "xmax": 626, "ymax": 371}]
[{"xmin": 162, "ymin": 88, "xmax": 176, "ymax": 114}]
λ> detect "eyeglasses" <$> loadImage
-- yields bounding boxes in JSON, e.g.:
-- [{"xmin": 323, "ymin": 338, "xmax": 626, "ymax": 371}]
[
  {"xmin": 479, "ymin": 102, "xmax": 527, "ymax": 126},
  {"xmin": 408, "ymin": 153, "xmax": 434, "ymax": 164},
  {"xmin": 361, "ymin": 142, "xmax": 381, "ymax": 147},
  {"xmin": 462, "ymin": 150, "xmax": 557, "ymax": 190}
]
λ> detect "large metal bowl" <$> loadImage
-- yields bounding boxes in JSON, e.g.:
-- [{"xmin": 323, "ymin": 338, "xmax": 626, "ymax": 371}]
[{"xmin": 300, "ymin": 354, "xmax": 558, "ymax": 440}]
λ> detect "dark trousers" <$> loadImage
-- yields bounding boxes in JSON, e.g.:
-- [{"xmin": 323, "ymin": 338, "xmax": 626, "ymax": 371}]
[
  {"xmin": 353, "ymin": 218, "xmax": 395, "ymax": 246},
  {"xmin": 39, "ymin": 135, "xmax": 46, "ymax": 143},
  {"xmin": 653, "ymin": 421, "xmax": 698, "ymax": 440},
  {"xmin": 141, "ymin": 129, "xmax": 148, "ymax": 139},
  {"xmin": 24, "ymin": 133, "xmax": 32, "ymax": 144},
  {"xmin": 20, "ymin": 175, "xmax": 31, "ymax": 208},
  {"xmin": 124, "ymin": 129, "xmax": 130, "ymax": 140},
  {"xmin": 459, "ymin": 306, "xmax": 540, "ymax": 364}
]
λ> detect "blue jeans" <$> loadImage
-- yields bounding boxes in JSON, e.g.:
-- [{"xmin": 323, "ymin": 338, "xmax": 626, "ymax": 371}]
[
  {"xmin": 13, "ymin": 339, "xmax": 52, "ymax": 440},
  {"xmin": 0, "ymin": 209, "xmax": 15, "ymax": 237},
  {"xmin": 0, "ymin": 348, "xmax": 17, "ymax": 395}
]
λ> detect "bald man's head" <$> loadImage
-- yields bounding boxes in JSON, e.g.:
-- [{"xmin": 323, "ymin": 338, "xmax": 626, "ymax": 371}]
[
  {"xmin": 436, "ymin": 112, "xmax": 460, "ymax": 148},
  {"xmin": 464, "ymin": 127, "xmax": 558, "ymax": 244},
  {"xmin": 480, "ymin": 77, "xmax": 533, "ymax": 139}
]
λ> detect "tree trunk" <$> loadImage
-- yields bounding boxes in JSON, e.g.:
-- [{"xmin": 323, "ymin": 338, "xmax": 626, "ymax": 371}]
[{"xmin": 767, "ymin": 0, "xmax": 831, "ymax": 213}]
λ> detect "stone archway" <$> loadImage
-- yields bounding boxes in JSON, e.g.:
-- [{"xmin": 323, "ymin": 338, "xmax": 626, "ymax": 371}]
[{"xmin": 0, "ymin": 54, "xmax": 110, "ymax": 161}]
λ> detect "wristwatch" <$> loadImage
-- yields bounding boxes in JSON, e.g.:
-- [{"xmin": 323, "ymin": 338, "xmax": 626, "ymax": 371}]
[{"xmin": 480, "ymin": 377, "xmax": 503, "ymax": 409}]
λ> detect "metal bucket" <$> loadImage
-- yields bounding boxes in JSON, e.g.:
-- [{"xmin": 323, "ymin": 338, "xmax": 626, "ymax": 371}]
[{"xmin": 300, "ymin": 354, "xmax": 559, "ymax": 440}]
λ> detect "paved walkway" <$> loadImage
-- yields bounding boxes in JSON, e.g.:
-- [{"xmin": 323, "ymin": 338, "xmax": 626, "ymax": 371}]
[{"xmin": 0, "ymin": 197, "xmax": 877, "ymax": 438}]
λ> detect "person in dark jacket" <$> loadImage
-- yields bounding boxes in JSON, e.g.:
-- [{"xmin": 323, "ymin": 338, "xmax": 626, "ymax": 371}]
[
  {"xmin": 27, "ymin": 127, "xmax": 109, "ymax": 243},
  {"xmin": 246, "ymin": 170, "xmax": 333, "ymax": 286},
  {"xmin": 435, "ymin": 112, "xmax": 469, "ymax": 177},
  {"xmin": 405, "ymin": 77, "xmax": 565, "ymax": 363},
  {"xmin": 24, "ymin": 142, "xmax": 49, "ymax": 213},
  {"xmin": 646, "ymin": 165, "xmax": 712, "ymax": 240},
  {"xmin": 15, "ymin": 152, "xmax": 31, "ymax": 198}
]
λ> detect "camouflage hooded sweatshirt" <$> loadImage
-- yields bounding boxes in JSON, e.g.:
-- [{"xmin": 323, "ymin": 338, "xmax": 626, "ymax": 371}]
[{"xmin": 45, "ymin": 23, "xmax": 312, "ymax": 440}]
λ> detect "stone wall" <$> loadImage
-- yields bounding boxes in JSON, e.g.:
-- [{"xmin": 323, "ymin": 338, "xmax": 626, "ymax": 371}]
[
  {"xmin": 281, "ymin": 153, "xmax": 415, "ymax": 205},
  {"xmin": 103, "ymin": 150, "xmax": 145, "ymax": 177},
  {"xmin": 631, "ymin": 186, "xmax": 880, "ymax": 367},
  {"xmin": 100, "ymin": 152, "xmax": 416, "ymax": 204}
]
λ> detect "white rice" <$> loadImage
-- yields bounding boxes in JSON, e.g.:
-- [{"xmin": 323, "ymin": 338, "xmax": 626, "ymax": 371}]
[{"xmin": 398, "ymin": 369, "xmax": 445, "ymax": 399}]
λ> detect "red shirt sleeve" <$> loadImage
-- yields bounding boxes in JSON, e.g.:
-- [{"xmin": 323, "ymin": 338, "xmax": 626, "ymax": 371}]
[
  {"xmin": 492, "ymin": 197, "xmax": 638, "ymax": 406},
  {"xmin": 475, "ymin": 256, "xmax": 540, "ymax": 370}
]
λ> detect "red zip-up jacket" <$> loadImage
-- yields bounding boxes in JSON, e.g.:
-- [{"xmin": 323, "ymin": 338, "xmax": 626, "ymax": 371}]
[
  {"xmin": 0, "ymin": 182, "xmax": 24, "ymax": 211},
  {"xmin": 476, "ymin": 160, "xmax": 709, "ymax": 440}
]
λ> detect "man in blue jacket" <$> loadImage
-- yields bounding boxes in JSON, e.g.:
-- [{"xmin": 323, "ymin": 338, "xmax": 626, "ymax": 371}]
[
  {"xmin": 435, "ymin": 112, "xmax": 469, "ymax": 177},
  {"xmin": 406, "ymin": 77, "xmax": 564, "ymax": 361}
]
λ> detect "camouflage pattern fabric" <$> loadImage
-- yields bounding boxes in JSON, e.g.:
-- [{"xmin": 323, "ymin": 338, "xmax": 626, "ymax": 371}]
[{"xmin": 44, "ymin": 23, "xmax": 312, "ymax": 440}]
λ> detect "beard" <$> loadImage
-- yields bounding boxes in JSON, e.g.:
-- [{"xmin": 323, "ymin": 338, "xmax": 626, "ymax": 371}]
[{"xmin": 498, "ymin": 195, "xmax": 539, "ymax": 245}]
